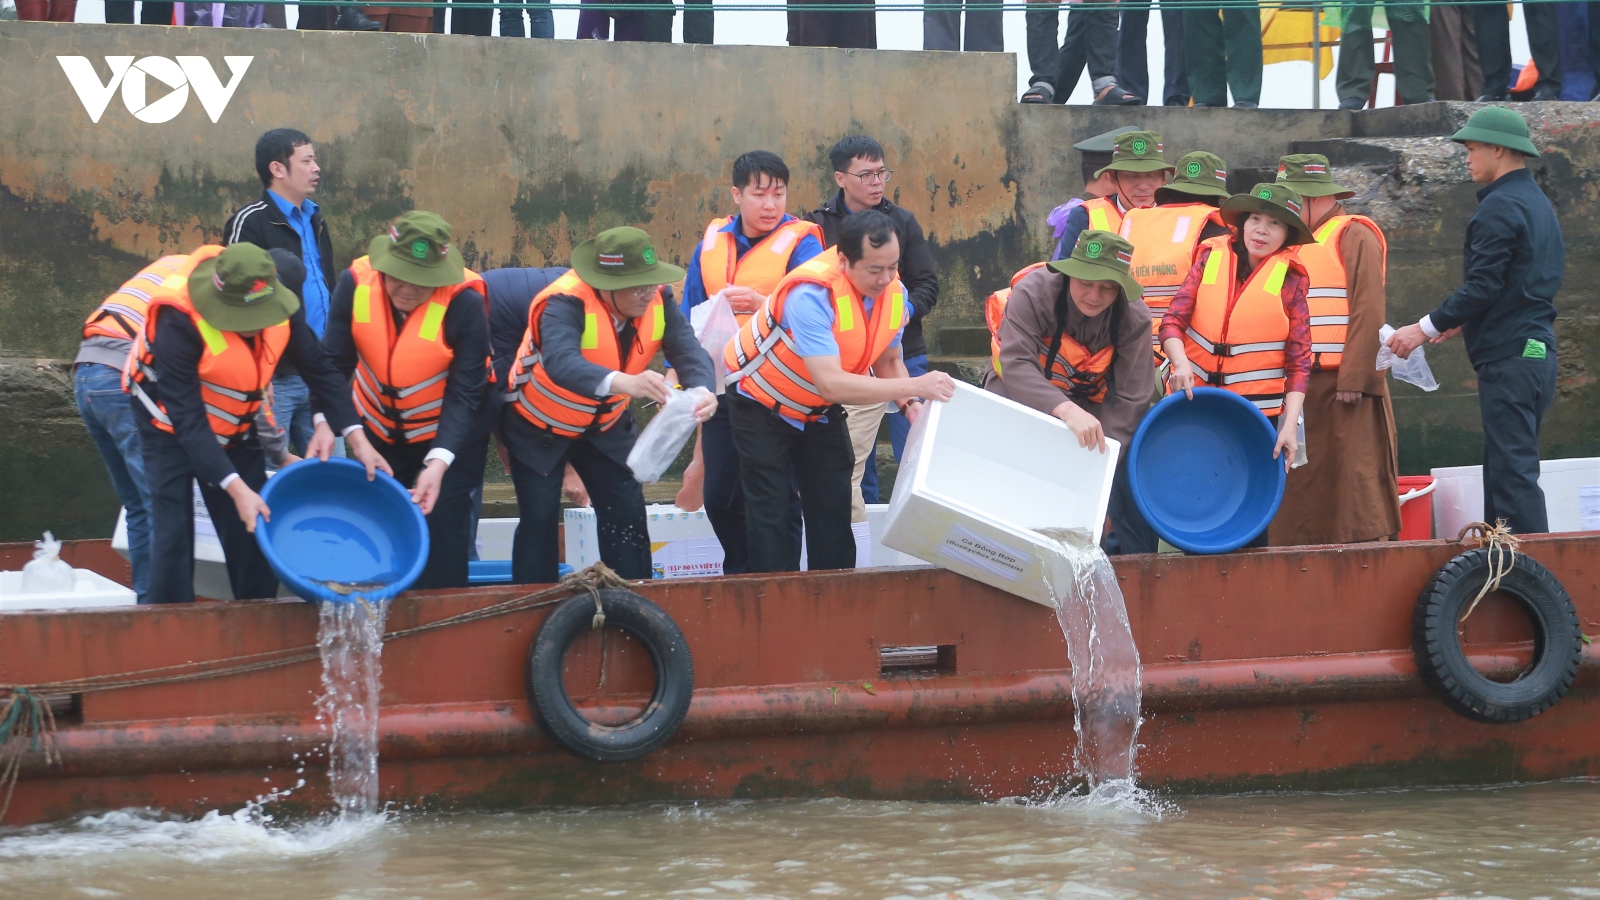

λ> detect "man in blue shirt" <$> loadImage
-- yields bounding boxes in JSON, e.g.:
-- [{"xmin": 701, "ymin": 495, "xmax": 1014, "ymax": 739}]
[
  {"xmin": 223, "ymin": 129, "xmax": 337, "ymax": 457},
  {"xmin": 677, "ymin": 151, "xmax": 823, "ymax": 574}
]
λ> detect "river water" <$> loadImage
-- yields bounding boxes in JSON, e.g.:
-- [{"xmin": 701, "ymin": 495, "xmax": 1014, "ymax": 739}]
[{"xmin": 1, "ymin": 781, "xmax": 1597, "ymax": 898}]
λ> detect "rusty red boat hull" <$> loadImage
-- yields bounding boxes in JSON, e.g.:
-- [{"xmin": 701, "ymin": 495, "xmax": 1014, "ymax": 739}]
[{"xmin": 2, "ymin": 535, "xmax": 1598, "ymax": 827}]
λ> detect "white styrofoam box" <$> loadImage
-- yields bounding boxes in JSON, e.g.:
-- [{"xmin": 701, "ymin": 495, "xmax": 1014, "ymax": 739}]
[
  {"xmin": 1432, "ymin": 457, "xmax": 1600, "ymax": 539},
  {"xmin": 864, "ymin": 504, "xmax": 930, "ymax": 569},
  {"xmin": 882, "ymin": 382, "xmax": 1119, "ymax": 607},
  {"xmin": 111, "ymin": 476, "xmax": 292, "ymax": 600},
  {"xmin": 1581, "ymin": 486, "xmax": 1600, "ymax": 531},
  {"xmin": 565, "ymin": 505, "xmax": 725, "ymax": 579},
  {"xmin": 475, "ymin": 518, "xmax": 517, "ymax": 561},
  {"xmin": 799, "ymin": 520, "xmax": 874, "ymax": 569},
  {"xmin": 0, "ymin": 569, "xmax": 136, "ymax": 611}
]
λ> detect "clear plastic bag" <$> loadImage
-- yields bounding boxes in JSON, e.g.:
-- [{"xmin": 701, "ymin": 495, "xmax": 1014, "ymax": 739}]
[
  {"xmin": 627, "ymin": 386, "xmax": 712, "ymax": 484},
  {"xmin": 1377, "ymin": 324, "xmax": 1440, "ymax": 392},
  {"xmin": 21, "ymin": 531, "xmax": 76, "ymax": 594},
  {"xmin": 1293, "ymin": 414, "xmax": 1308, "ymax": 469},
  {"xmin": 691, "ymin": 291, "xmax": 742, "ymax": 395}
]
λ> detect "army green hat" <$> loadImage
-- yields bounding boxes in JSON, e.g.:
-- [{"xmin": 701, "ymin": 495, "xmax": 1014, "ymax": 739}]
[
  {"xmin": 1275, "ymin": 153, "xmax": 1354, "ymax": 199},
  {"xmin": 1156, "ymin": 151, "xmax": 1231, "ymax": 203},
  {"xmin": 1094, "ymin": 130, "xmax": 1175, "ymax": 178},
  {"xmin": 1220, "ymin": 183, "xmax": 1314, "ymax": 246},
  {"xmin": 1073, "ymin": 125, "xmax": 1142, "ymax": 154},
  {"xmin": 1451, "ymin": 106, "xmax": 1540, "ymax": 157},
  {"xmin": 571, "ymin": 226, "xmax": 686, "ymax": 291},
  {"xmin": 368, "ymin": 211, "xmax": 466, "ymax": 288},
  {"xmin": 188, "ymin": 242, "xmax": 301, "ymax": 332},
  {"xmin": 1047, "ymin": 229, "xmax": 1143, "ymax": 302}
]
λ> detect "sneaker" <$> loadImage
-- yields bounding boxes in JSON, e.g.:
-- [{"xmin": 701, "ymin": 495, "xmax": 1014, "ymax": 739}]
[
  {"xmin": 1232, "ymin": 99, "xmax": 1259, "ymax": 109},
  {"xmin": 1338, "ymin": 97, "xmax": 1366, "ymax": 111}
]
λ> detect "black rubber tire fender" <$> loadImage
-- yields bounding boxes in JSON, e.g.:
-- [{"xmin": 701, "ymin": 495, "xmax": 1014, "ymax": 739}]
[
  {"xmin": 1411, "ymin": 548, "xmax": 1582, "ymax": 724},
  {"xmin": 526, "ymin": 588, "xmax": 694, "ymax": 762}
]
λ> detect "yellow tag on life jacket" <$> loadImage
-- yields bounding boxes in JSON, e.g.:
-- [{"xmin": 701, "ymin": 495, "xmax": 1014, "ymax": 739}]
[
  {"xmin": 650, "ymin": 303, "xmax": 665, "ymax": 341},
  {"xmin": 834, "ymin": 295, "xmax": 856, "ymax": 331},
  {"xmin": 1315, "ymin": 219, "xmax": 1340, "ymax": 245},
  {"xmin": 1201, "ymin": 248, "xmax": 1224, "ymax": 285},
  {"xmin": 195, "ymin": 317, "xmax": 230, "ymax": 357},
  {"xmin": 418, "ymin": 302, "xmax": 447, "ymax": 342},
  {"xmin": 163, "ymin": 276, "xmax": 187, "ymax": 291},
  {"xmin": 1263, "ymin": 261, "xmax": 1288, "ymax": 295},
  {"xmin": 581, "ymin": 312, "xmax": 600, "ymax": 350},
  {"xmin": 353, "ymin": 285, "xmax": 371, "ymax": 324},
  {"xmin": 1088, "ymin": 206, "xmax": 1111, "ymax": 233},
  {"xmin": 887, "ymin": 289, "xmax": 904, "ymax": 330}
]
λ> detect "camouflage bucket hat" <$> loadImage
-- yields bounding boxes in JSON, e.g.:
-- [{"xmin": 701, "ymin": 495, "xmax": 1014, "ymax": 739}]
[{"xmin": 1046, "ymin": 229, "xmax": 1143, "ymax": 301}]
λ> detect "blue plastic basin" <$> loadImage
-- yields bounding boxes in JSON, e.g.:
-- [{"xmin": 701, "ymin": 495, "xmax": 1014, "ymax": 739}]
[
  {"xmin": 256, "ymin": 458, "xmax": 429, "ymax": 603},
  {"xmin": 1127, "ymin": 387, "xmax": 1287, "ymax": 554}
]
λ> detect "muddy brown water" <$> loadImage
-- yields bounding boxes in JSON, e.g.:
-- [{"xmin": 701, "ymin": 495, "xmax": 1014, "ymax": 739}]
[{"xmin": 2, "ymin": 781, "xmax": 1597, "ymax": 898}]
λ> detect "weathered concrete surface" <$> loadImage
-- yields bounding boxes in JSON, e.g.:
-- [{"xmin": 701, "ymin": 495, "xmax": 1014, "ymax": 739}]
[{"xmin": 0, "ymin": 21, "xmax": 1597, "ymax": 540}]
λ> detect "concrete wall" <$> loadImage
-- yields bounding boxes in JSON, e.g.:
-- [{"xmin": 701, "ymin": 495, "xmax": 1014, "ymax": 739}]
[{"xmin": 1, "ymin": 21, "xmax": 1596, "ymax": 542}]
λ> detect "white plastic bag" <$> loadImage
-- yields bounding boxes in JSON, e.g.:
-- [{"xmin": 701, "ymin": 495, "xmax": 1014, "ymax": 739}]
[
  {"xmin": 1377, "ymin": 324, "xmax": 1440, "ymax": 392},
  {"xmin": 692, "ymin": 291, "xmax": 742, "ymax": 395},
  {"xmin": 1293, "ymin": 414, "xmax": 1308, "ymax": 469},
  {"xmin": 628, "ymin": 386, "xmax": 712, "ymax": 484},
  {"xmin": 21, "ymin": 531, "xmax": 76, "ymax": 594}
]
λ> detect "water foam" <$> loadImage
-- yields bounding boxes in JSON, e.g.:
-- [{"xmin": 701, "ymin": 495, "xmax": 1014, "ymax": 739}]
[{"xmin": 315, "ymin": 599, "xmax": 389, "ymax": 817}]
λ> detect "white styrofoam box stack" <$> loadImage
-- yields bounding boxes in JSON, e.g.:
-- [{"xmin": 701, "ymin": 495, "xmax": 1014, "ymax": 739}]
[
  {"xmin": 112, "ymin": 477, "xmax": 292, "ymax": 600},
  {"xmin": 565, "ymin": 505, "xmax": 725, "ymax": 579},
  {"xmin": 0, "ymin": 569, "xmax": 136, "ymax": 611},
  {"xmin": 1432, "ymin": 457, "xmax": 1600, "ymax": 539},
  {"xmin": 882, "ymin": 382, "xmax": 1119, "ymax": 608},
  {"xmin": 864, "ymin": 505, "xmax": 930, "ymax": 569},
  {"xmin": 475, "ymin": 518, "xmax": 517, "ymax": 561}
]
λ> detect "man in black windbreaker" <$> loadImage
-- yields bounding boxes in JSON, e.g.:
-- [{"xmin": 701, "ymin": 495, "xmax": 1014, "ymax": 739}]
[{"xmin": 807, "ymin": 135, "xmax": 940, "ymax": 515}]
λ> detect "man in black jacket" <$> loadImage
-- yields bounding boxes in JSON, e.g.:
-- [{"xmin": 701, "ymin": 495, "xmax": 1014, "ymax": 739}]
[
  {"xmin": 224, "ymin": 129, "xmax": 337, "ymax": 456},
  {"xmin": 1388, "ymin": 108, "xmax": 1563, "ymax": 533},
  {"xmin": 807, "ymin": 135, "xmax": 940, "ymax": 513}
]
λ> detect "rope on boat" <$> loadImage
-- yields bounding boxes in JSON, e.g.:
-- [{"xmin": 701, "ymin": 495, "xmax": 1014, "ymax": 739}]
[
  {"xmin": 1455, "ymin": 520, "xmax": 1522, "ymax": 624},
  {"xmin": 0, "ymin": 562, "xmax": 631, "ymax": 823}
]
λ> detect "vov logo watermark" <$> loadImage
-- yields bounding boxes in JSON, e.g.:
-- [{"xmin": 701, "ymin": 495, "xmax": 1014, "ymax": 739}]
[{"xmin": 58, "ymin": 56, "xmax": 253, "ymax": 124}]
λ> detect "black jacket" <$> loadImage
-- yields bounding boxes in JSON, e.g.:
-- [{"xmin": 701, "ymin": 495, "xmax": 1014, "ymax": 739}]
[
  {"xmin": 223, "ymin": 190, "xmax": 336, "ymax": 291},
  {"xmin": 481, "ymin": 267, "xmax": 571, "ymax": 384},
  {"xmin": 1428, "ymin": 169, "xmax": 1563, "ymax": 368},
  {"xmin": 806, "ymin": 190, "xmax": 940, "ymax": 359}
]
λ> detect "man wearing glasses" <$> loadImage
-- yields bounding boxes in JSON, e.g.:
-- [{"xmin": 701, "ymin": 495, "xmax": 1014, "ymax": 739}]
[{"xmin": 806, "ymin": 135, "xmax": 941, "ymax": 521}]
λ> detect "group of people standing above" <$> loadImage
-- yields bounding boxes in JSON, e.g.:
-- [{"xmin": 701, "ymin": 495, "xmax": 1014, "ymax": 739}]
[{"xmin": 71, "ymin": 106, "xmax": 1562, "ymax": 605}]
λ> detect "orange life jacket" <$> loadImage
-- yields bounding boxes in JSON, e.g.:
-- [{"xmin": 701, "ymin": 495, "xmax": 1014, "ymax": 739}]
[
  {"xmin": 1082, "ymin": 197, "xmax": 1126, "ymax": 236},
  {"xmin": 985, "ymin": 262, "xmax": 1048, "ymax": 376},
  {"xmin": 506, "ymin": 270, "xmax": 666, "ymax": 438},
  {"xmin": 346, "ymin": 257, "xmax": 488, "ymax": 444},
  {"xmin": 697, "ymin": 216, "xmax": 823, "ymax": 323},
  {"xmin": 725, "ymin": 250, "xmax": 906, "ymax": 423},
  {"xmin": 84, "ymin": 255, "xmax": 193, "ymax": 342},
  {"xmin": 1119, "ymin": 203, "xmax": 1224, "ymax": 364},
  {"xmin": 1180, "ymin": 236, "xmax": 1307, "ymax": 416},
  {"xmin": 123, "ymin": 245, "xmax": 291, "ymax": 446},
  {"xmin": 1296, "ymin": 215, "xmax": 1387, "ymax": 372}
]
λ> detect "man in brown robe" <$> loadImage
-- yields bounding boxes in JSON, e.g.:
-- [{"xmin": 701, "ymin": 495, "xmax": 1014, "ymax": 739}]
[
  {"xmin": 984, "ymin": 230, "xmax": 1159, "ymax": 555},
  {"xmin": 1268, "ymin": 155, "xmax": 1402, "ymax": 545}
]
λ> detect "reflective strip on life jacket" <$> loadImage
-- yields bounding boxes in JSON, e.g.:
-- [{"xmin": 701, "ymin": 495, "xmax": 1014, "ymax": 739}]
[
  {"xmin": 84, "ymin": 255, "xmax": 193, "ymax": 342},
  {"xmin": 985, "ymin": 262, "xmax": 1049, "ymax": 376},
  {"xmin": 1181, "ymin": 236, "xmax": 1304, "ymax": 416}
]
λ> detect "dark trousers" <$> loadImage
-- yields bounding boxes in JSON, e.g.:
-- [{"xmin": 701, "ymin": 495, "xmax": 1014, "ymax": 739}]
[
  {"xmin": 701, "ymin": 393, "xmax": 802, "ymax": 574},
  {"xmin": 105, "ymin": 1, "xmax": 172, "ymax": 22},
  {"xmin": 503, "ymin": 413, "xmax": 652, "ymax": 585},
  {"xmin": 1475, "ymin": 1, "xmax": 1561, "ymax": 97},
  {"xmin": 1478, "ymin": 354, "xmax": 1557, "ymax": 534},
  {"xmin": 1103, "ymin": 451, "xmax": 1159, "ymax": 555},
  {"xmin": 1117, "ymin": 2, "xmax": 1189, "ymax": 105},
  {"xmin": 1026, "ymin": 2, "xmax": 1118, "ymax": 96},
  {"xmin": 788, "ymin": 0, "xmax": 876, "ymax": 48},
  {"xmin": 371, "ymin": 435, "xmax": 488, "ymax": 590},
  {"xmin": 683, "ymin": 0, "xmax": 713, "ymax": 43},
  {"xmin": 139, "ymin": 410, "xmax": 277, "ymax": 604},
  {"xmin": 923, "ymin": 2, "xmax": 1004, "ymax": 51},
  {"xmin": 730, "ymin": 393, "xmax": 855, "ymax": 573},
  {"xmin": 1336, "ymin": 0, "xmax": 1433, "ymax": 105},
  {"xmin": 1183, "ymin": 5, "xmax": 1263, "ymax": 106}
]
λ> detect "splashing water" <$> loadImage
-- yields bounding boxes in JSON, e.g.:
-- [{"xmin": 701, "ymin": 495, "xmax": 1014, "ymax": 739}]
[
  {"xmin": 315, "ymin": 599, "xmax": 389, "ymax": 817},
  {"xmin": 1036, "ymin": 528, "xmax": 1149, "ymax": 811}
]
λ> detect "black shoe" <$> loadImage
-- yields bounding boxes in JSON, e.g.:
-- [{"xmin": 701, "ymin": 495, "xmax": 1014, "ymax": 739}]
[
  {"xmin": 1477, "ymin": 90, "xmax": 1509, "ymax": 102},
  {"xmin": 1163, "ymin": 95, "xmax": 1191, "ymax": 107},
  {"xmin": 1232, "ymin": 99, "xmax": 1258, "ymax": 109},
  {"xmin": 1338, "ymin": 96, "xmax": 1366, "ymax": 111},
  {"xmin": 335, "ymin": 6, "xmax": 382, "ymax": 30},
  {"xmin": 1531, "ymin": 86, "xmax": 1562, "ymax": 101}
]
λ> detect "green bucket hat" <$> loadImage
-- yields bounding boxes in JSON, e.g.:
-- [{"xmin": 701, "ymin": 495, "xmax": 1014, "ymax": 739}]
[
  {"xmin": 1219, "ymin": 183, "xmax": 1314, "ymax": 246},
  {"xmin": 1155, "ymin": 151, "xmax": 1231, "ymax": 203},
  {"xmin": 1275, "ymin": 153, "xmax": 1354, "ymax": 199},
  {"xmin": 368, "ymin": 211, "xmax": 466, "ymax": 288},
  {"xmin": 571, "ymin": 226, "xmax": 686, "ymax": 291},
  {"xmin": 1094, "ymin": 130, "xmax": 1175, "ymax": 178},
  {"xmin": 1073, "ymin": 124, "xmax": 1142, "ymax": 154},
  {"xmin": 1450, "ymin": 106, "xmax": 1540, "ymax": 157},
  {"xmin": 188, "ymin": 242, "xmax": 301, "ymax": 332},
  {"xmin": 1046, "ymin": 229, "xmax": 1143, "ymax": 302}
]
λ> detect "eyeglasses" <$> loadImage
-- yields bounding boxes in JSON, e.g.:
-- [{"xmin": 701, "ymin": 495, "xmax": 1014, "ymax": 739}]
[{"xmin": 847, "ymin": 169, "xmax": 893, "ymax": 185}]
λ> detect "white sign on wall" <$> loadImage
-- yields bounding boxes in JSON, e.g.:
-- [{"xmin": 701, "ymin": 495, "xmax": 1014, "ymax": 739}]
[{"xmin": 58, "ymin": 56, "xmax": 253, "ymax": 124}]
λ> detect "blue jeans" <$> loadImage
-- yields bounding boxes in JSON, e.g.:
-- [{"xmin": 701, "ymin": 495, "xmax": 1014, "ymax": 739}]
[
  {"xmin": 271, "ymin": 372, "xmax": 343, "ymax": 457},
  {"xmin": 857, "ymin": 353, "xmax": 930, "ymax": 504},
  {"xmin": 75, "ymin": 363, "xmax": 153, "ymax": 603}
]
